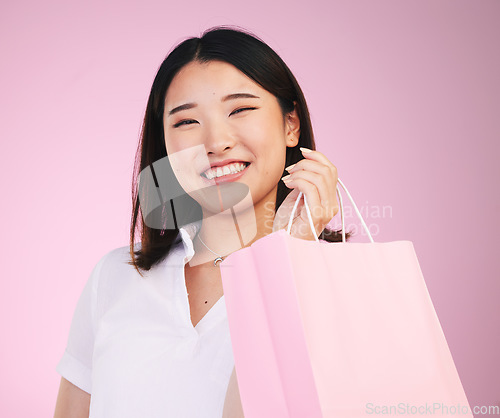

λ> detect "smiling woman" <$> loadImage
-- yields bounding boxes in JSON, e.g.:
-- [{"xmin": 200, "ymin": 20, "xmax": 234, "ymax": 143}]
[
  {"xmin": 162, "ymin": 59, "xmax": 304, "ymax": 252},
  {"xmin": 54, "ymin": 25, "xmax": 352, "ymax": 418},
  {"xmin": 130, "ymin": 27, "xmax": 350, "ymax": 274}
]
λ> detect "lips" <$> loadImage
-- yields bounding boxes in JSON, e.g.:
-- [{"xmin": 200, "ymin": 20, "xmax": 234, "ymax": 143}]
[
  {"xmin": 198, "ymin": 162, "xmax": 250, "ymax": 186},
  {"xmin": 199, "ymin": 159, "xmax": 250, "ymax": 178},
  {"xmin": 201, "ymin": 162, "xmax": 250, "ymax": 180}
]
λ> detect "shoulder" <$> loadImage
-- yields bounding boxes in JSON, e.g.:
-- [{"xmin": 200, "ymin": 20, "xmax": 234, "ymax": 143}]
[
  {"xmin": 91, "ymin": 242, "xmax": 148, "ymax": 284},
  {"xmin": 101, "ymin": 243, "xmax": 138, "ymax": 269},
  {"xmin": 84, "ymin": 243, "xmax": 141, "ymax": 299},
  {"xmin": 92, "ymin": 239, "xmax": 183, "ymax": 286},
  {"xmin": 89, "ymin": 244, "xmax": 136, "ymax": 280},
  {"xmin": 87, "ymin": 243, "xmax": 142, "ymax": 319}
]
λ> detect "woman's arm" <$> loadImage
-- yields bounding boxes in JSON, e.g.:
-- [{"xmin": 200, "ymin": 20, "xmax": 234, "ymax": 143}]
[
  {"xmin": 222, "ymin": 366, "xmax": 244, "ymax": 418},
  {"xmin": 53, "ymin": 377, "xmax": 90, "ymax": 418}
]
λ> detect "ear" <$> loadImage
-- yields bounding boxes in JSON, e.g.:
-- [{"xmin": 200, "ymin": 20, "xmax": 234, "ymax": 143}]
[{"xmin": 285, "ymin": 101, "xmax": 300, "ymax": 148}]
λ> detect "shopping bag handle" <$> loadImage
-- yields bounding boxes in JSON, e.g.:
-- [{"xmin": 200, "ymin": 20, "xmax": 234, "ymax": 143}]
[{"xmin": 286, "ymin": 177, "xmax": 374, "ymax": 243}]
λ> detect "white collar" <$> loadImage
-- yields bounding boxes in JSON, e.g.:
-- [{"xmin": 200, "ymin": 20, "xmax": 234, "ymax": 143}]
[{"xmin": 177, "ymin": 221, "xmax": 201, "ymax": 265}]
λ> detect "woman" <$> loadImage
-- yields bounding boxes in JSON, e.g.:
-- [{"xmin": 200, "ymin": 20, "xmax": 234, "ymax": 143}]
[{"xmin": 54, "ymin": 25, "xmax": 350, "ymax": 418}]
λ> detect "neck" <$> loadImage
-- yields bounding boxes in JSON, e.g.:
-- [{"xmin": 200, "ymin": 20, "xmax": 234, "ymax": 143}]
[{"xmin": 190, "ymin": 186, "xmax": 278, "ymax": 267}]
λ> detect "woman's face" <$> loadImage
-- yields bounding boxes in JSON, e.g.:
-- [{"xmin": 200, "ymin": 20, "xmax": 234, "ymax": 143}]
[{"xmin": 163, "ymin": 60, "xmax": 299, "ymax": 215}]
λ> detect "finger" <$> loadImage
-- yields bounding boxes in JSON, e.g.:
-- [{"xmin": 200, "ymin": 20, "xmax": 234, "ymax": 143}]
[
  {"xmin": 297, "ymin": 148, "xmax": 338, "ymax": 176},
  {"xmin": 286, "ymin": 178, "xmax": 325, "ymax": 238},
  {"xmin": 292, "ymin": 150, "xmax": 339, "ymax": 219},
  {"xmin": 281, "ymin": 176, "xmax": 323, "ymax": 231},
  {"xmin": 285, "ymin": 159, "xmax": 337, "ymax": 196},
  {"xmin": 282, "ymin": 170, "xmax": 336, "ymax": 216}
]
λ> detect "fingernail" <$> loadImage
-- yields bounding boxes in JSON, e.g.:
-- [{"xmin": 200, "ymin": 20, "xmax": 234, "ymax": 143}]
[
  {"xmin": 285, "ymin": 163, "xmax": 296, "ymax": 172},
  {"xmin": 300, "ymin": 147, "xmax": 313, "ymax": 153},
  {"xmin": 281, "ymin": 174, "xmax": 291, "ymax": 181}
]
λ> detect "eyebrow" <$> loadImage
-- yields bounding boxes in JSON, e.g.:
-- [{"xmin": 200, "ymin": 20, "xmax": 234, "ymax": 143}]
[{"xmin": 167, "ymin": 93, "xmax": 260, "ymax": 117}]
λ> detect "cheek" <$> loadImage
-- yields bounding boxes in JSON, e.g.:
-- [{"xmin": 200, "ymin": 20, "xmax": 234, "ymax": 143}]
[
  {"xmin": 247, "ymin": 132, "xmax": 287, "ymax": 177},
  {"xmin": 164, "ymin": 120, "xmax": 191, "ymax": 153},
  {"xmin": 164, "ymin": 131, "xmax": 189, "ymax": 155},
  {"xmin": 244, "ymin": 115, "xmax": 286, "ymax": 150}
]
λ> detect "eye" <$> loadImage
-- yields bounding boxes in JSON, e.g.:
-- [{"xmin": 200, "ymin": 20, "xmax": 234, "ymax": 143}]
[
  {"xmin": 230, "ymin": 107, "xmax": 257, "ymax": 116},
  {"xmin": 172, "ymin": 107, "xmax": 257, "ymax": 128},
  {"xmin": 173, "ymin": 119, "xmax": 198, "ymax": 128}
]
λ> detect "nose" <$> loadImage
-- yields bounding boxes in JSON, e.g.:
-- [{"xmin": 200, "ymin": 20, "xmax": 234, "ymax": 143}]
[{"xmin": 204, "ymin": 119, "xmax": 236, "ymax": 156}]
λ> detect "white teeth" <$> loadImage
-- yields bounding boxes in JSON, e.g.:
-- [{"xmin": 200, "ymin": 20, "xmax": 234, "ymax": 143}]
[{"xmin": 203, "ymin": 162, "xmax": 248, "ymax": 179}]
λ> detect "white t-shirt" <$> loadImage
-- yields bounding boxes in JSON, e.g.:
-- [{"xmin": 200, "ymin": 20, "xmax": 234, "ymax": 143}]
[{"xmin": 56, "ymin": 226, "xmax": 235, "ymax": 417}]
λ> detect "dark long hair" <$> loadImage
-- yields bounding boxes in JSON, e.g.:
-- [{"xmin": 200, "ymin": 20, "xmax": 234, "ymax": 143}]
[{"xmin": 128, "ymin": 25, "xmax": 352, "ymax": 276}]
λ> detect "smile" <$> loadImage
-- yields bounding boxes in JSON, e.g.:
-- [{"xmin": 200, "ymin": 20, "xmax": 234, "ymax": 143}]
[{"xmin": 201, "ymin": 162, "xmax": 250, "ymax": 180}]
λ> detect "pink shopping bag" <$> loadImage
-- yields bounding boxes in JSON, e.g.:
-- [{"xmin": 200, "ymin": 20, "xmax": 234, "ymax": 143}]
[{"xmin": 219, "ymin": 179, "xmax": 473, "ymax": 418}]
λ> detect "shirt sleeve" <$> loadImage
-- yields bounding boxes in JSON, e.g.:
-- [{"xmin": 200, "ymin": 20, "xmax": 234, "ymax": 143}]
[{"xmin": 55, "ymin": 253, "xmax": 108, "ymax": 394}]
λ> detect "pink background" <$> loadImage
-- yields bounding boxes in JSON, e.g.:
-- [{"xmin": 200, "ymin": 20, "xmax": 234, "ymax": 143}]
[{"xmin": 1, "ymin": 0, "xmax": 498, "ymax": 416}]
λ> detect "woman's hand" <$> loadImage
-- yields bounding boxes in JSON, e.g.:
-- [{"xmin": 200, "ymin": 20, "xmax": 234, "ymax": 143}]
[{"xmin": 272, "ymin": 148, "xmax": 339, "ymax": 240}]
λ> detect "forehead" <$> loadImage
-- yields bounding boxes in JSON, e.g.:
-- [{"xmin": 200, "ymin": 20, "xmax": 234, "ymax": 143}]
[{"xmin": 164, "ymin": 60, "xmax": 267, "ymax": 105}]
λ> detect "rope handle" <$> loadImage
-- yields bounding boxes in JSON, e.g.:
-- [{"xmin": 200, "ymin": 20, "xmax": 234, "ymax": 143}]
[{"xmin": 285, "ymin": 177, "xmax": 374, "ymax": 243}]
